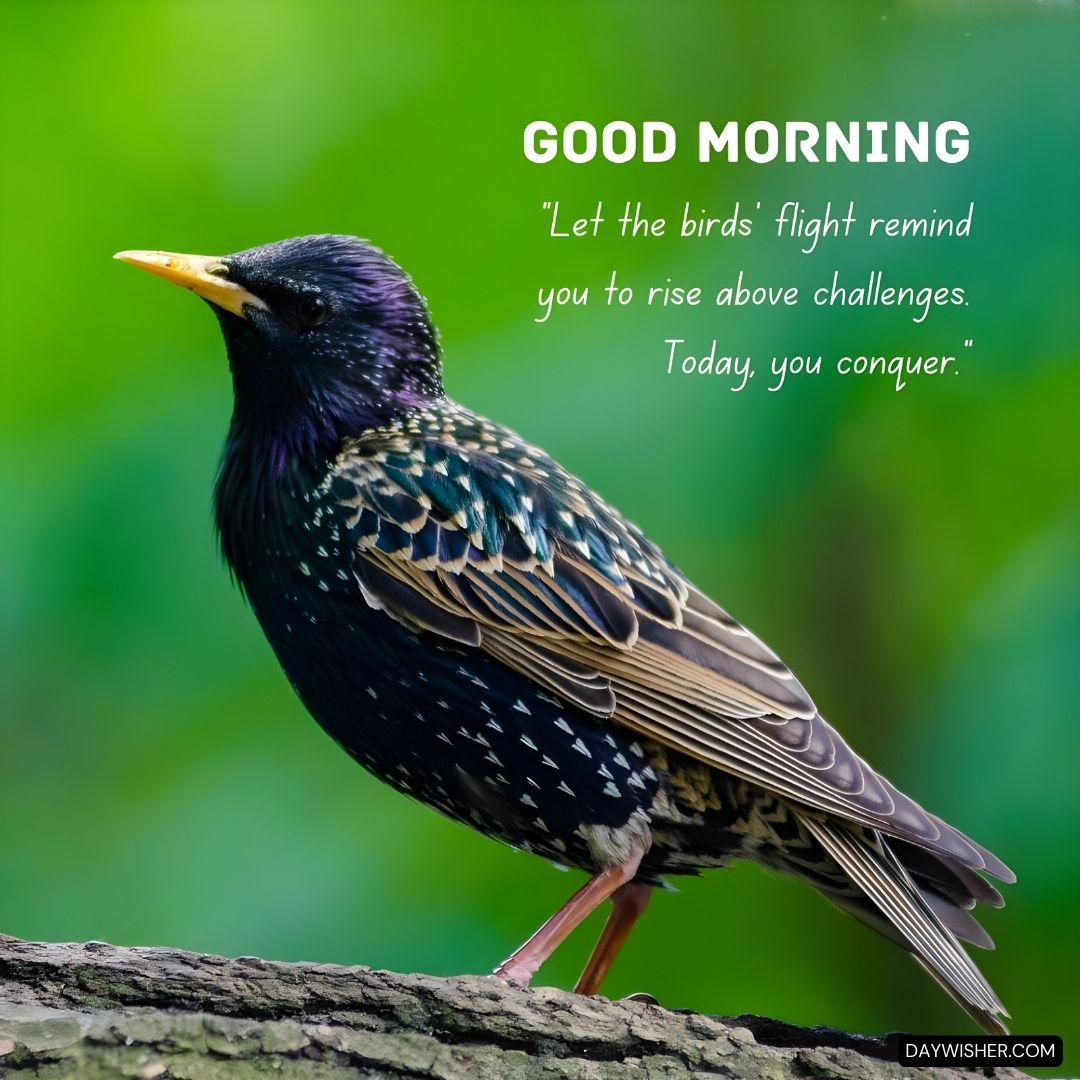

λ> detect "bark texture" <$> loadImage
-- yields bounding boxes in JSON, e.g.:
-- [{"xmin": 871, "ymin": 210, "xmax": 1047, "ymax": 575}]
[{"xmin": 0, "ymin": 936, "xmax": 1025, "ymax": 1079}]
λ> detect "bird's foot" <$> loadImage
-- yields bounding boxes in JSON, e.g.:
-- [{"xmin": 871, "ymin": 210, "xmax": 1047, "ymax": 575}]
[
  {"xmin": 491, "ymin": 856, "xmax": 645, "ymax": 991},
  {"xmin": 490, "ymin": 958, "xmax": 538, "ymax": 985}
]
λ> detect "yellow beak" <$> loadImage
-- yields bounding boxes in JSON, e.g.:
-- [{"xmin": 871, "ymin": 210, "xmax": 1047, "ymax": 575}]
[{"xmin": 114, "ymin": 249, "xmax": 268, "ymax": 319}]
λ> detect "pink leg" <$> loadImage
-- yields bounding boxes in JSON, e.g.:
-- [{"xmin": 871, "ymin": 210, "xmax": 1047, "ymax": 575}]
[
  {"xmin": 493, "ymin": 853, "xmax": 643, "ymax": 985},
  {"xmin": 574, "ymin": 881, "xmax": 652, "ymax": 995}
]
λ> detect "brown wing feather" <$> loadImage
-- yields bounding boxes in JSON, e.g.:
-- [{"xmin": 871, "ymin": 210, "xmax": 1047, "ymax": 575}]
[{"xmin": 332, "ymin": 421, "xmax": 1013, "ymax": 884}]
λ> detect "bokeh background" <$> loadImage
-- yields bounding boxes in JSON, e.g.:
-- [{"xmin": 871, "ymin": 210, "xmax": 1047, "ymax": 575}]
[{"xmin": 2, "ymin": 0, "xmax": 1077, "ymax": 1066}]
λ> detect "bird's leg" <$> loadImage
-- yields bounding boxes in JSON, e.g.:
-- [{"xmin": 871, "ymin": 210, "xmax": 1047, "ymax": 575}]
[
  {"xmin": 573, "ymin": 881, "xmax": 652, "ymax": 995},
  {"xmin": 492, "ymin": 853, "xmax": 643, "ymax": 985}
]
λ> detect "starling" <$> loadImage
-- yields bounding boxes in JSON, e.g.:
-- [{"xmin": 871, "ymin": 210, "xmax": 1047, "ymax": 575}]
[{"xmin": 116, "ymin": 236, "xmax": 1014, "ymax": 1033}]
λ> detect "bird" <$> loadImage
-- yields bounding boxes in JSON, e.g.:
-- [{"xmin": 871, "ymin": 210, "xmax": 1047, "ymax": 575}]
[{"xmin": 116, "ymin": 234, "xmax": 1014, "ymax": 1033}]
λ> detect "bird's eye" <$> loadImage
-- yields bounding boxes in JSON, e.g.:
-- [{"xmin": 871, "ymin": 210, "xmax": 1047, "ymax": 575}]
[{"xmin": 297, "ymin": 293, "xmax": 330, "ymax": 327}]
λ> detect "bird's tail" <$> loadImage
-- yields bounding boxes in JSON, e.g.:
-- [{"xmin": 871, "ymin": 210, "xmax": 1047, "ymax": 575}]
[{"xmin": 793, "ymin": 811, "xmax": 1009, "ymax": 1035}]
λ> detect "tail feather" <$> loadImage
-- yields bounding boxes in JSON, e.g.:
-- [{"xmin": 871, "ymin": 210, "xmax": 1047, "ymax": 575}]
[
  {"xmin": 796, "ymin": 811, "xmax": 1009, "ymax": 1035},
  {"xmin": 890, "ymin": 838, "xmax": 1005, "ymax": 909},
  {"xmin": 919, "ymin": 888, "xmax": 995, "ymax": 950}
]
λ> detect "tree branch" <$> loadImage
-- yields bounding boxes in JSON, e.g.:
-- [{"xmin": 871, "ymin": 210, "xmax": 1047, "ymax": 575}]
[{"xmin": 0, "ymin": 935, "xmax": 1023, "ymax": 1078}]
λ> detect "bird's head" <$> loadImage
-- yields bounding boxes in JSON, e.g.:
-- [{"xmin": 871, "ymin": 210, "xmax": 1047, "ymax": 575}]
[{"xmin": 116, "ymin": 235, "xmax": 442, "ymax": 461}]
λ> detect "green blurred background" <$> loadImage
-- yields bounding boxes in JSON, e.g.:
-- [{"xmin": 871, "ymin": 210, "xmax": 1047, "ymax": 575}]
[{"xmin": 2, "ymin": 0, "xmax": 1077, "ymax": 1064}]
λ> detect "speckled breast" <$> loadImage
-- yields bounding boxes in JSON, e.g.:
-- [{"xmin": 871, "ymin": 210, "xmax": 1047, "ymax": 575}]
[{"xmin": 235, "ymin": 465, "xmax": 754, "ymax": 880}]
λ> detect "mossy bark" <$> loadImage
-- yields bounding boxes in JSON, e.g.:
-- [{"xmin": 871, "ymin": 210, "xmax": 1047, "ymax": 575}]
[{"xmin": 0, "ymin": 936, "xmax": 1024, "ymax": 1079}]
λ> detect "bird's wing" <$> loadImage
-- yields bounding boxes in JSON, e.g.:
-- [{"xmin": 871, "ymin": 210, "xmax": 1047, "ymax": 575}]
[
  {"xmin": 331, "ymin": 422, "xmax": 808, "ymax": 721},
  {"xmin": 330, "ymin": 419, "xmax": 1012, "ymax": 882}
]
